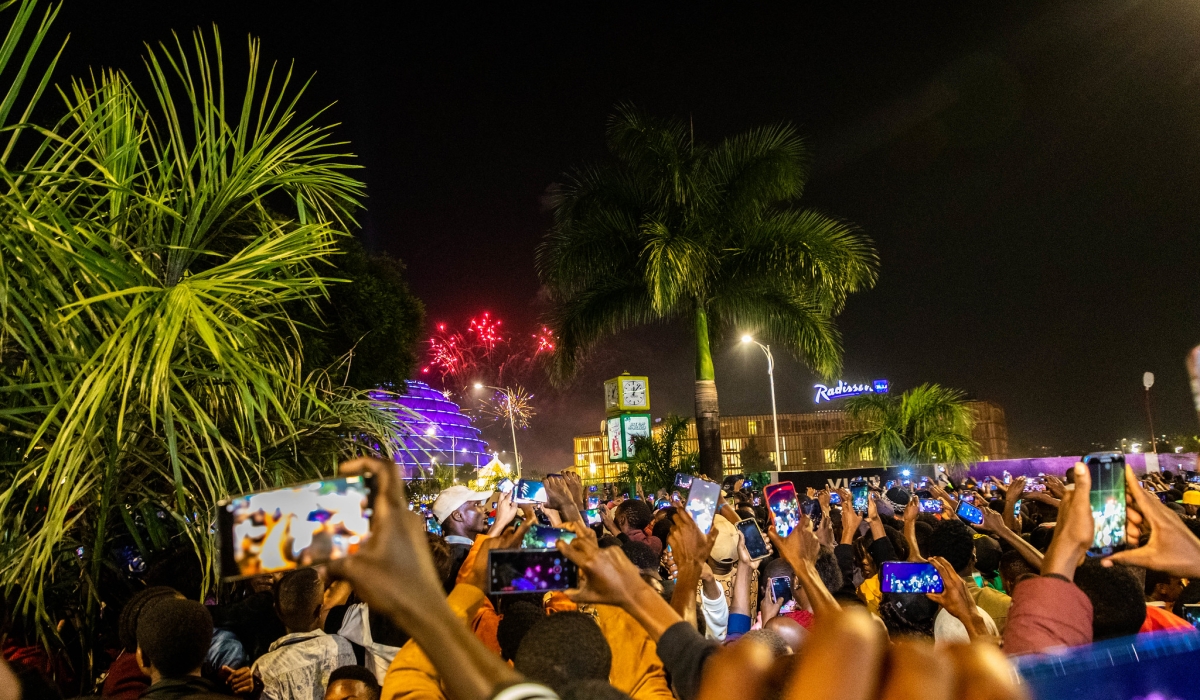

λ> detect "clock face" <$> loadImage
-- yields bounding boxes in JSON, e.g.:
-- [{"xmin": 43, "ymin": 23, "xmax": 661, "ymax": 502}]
[
  {"xmin": 604, "ymin": 381, "xmax": 619, "ymax": 408},
  {"xmin": 621, "ymin": 379, "xmax": 647, "ymax": 407}
]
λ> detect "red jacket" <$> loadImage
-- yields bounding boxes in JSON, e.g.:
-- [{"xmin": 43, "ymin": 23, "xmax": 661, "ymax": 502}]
[{"xmin": 1003, "ymin": 576, "xmax": 1093, "ymax": 656}]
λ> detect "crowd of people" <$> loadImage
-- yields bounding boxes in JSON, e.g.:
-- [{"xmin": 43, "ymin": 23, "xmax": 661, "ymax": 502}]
[{"xmin": 5, "ymin": 460, "xmax": 1200, "ymax": 700}]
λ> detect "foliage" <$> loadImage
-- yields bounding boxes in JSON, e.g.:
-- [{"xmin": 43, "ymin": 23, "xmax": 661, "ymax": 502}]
[
  {"xmin": 293, "ymin": 236, "xmax": 425, "ymax": 389},
  {"xmin": 739, "ymin": 439, "xmax": 774, "ymax": 474},
  {"xmin": 832, "ymin": 384, "xmax": 981, "ymax": 467},
  {"xmin": 537, "ymin": 103, "xmax": 878, "ymax": 383},
  {"xmin": 625, "ymin": 414, "xmax": 701, "ymax": 494},
  {"xmin": 0, "ymin": 17, "xmax": 403, "ymax": 661}
]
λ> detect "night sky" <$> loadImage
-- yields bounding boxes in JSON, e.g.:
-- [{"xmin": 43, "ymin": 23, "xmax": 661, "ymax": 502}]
[{"xmin": 59, "ymin": 1, "xmax": 1200, "ymax": 469}]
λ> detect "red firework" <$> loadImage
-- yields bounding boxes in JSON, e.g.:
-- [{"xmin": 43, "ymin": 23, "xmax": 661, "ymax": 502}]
[{"xmin": 420, "ymin": 313, "xmax": 552, "ymax": 392}]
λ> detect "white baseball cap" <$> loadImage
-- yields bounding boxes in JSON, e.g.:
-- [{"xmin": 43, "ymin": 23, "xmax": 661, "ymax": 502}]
[{"xmin": 432, "ymin": 485, "xmax": 492, "ymax": 523}]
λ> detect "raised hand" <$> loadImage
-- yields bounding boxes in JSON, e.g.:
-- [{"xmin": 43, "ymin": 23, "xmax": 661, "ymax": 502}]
[
  {"xmin": 1105, "ymin": 465, "xmax": 1200, "ymax": 578},
  {"xmin": 1041, "ymin": 463, "xmax": 1094, "ymax": 581},
  {"xmin": 545, "ymin": 473, "xmax": 582, "ymax": 522},
  {"xmin": 668, "ymin": 506, "xmax": 719, "ymax": 577},
  {"xmin": 1044, "ymin": 475, "xmax": 1067, "ymax": 499},
  {"xmin": 839, "ymin": 489, "xmax": 862, "ymax": 545},
  {"xmin": 768, "ymin": 514, "xmax": 839, "ymax": 617},
  {"xmin": 487, "ymin": 489, "xmax": 519, "ymax": 536},
  {"xmin": 926, "ymin": 556, "xmax": 990, "ymax": 641}
]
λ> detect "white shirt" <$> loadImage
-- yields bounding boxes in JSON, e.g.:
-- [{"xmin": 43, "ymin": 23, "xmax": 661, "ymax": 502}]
[
  {"xmin": 701, "ymin": 581, "xmax": 729, "ymax": 641},
  {"xmin": 252, "ymin": 630, "xmax": 356, "ymax": 700},
  {"xmin": 335, "ymin": 603, "xmax": 399, "ymax": 684},
  {"xmin": 444, "ymin": 535, "xmax": 475, "ymax": 546},
  {"xmin": 933, "ymin": 606, "xmax": 999, "ymax": 647}
]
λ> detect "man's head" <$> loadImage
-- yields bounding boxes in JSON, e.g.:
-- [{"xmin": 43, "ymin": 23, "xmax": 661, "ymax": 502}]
[
  {"xmin": 762, "ymin": 615, "xmax": 806, "ymax": 653},
  {"xmin": 925, "ymin": 520, "xmax": 976, "ymax": 575},
  {"xmin": 811, "ymin": 547, "xmax": 844, "ymax": 596},
  {"xmin": 613, "ymin": 499, "xmax": 653, "ymax": 536},
  {"xmin": 497, "ymin": 601, "xmax": 545, "ymax": 662},
  {"xmin": 1144, "ymin": 569, "xmax": 1185, "ymax": 605},
  {"xmin": 119, "ymin": 587, "xmax": 182, "ymax": 654},
  {"xmin": 1073, "ymin": 560, "xmax": 1147, "ymax": 641},
  {"xmin": 324, "ymin": 666, "xmax": 380, "ymax": 700},
  {"xmin": 514, "ymin": 612, "xmax": 612, "ymax": 693},
  {"xmin": 999, "ymin": 550, "xmax": 1038, "ymax": 595},
  {"xmin": 973, "ymin": 535, "xmax": 1002, "ymax": 579},
  {"xmin": 621, "ymin": 540, "xmax": 662, "ymax": 587},
  {"xmin": 274, "ymin": 568, "xmax": 325, "ymax": 633},
  {"xmin": 135, "ymin": 598, "xmax": 213, "ymax": 681},
  {"xmin": 433, "ymin": 485, "xmax": 491, "ymax": 537}
]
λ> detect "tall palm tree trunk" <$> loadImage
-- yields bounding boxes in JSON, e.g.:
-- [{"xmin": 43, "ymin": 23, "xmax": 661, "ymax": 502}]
[{"xmin": 694, "ymin": 306, "xmax": 723, "ymax": 481}]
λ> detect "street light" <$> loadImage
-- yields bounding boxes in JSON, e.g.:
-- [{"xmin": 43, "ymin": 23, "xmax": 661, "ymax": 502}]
[
  {"xmin": 741, "ymin": 335, "xmax": 781, "ymax": 469},
  {"xmin": 474, "ymin": 382, "xmax": 521, "ymax": 477}
]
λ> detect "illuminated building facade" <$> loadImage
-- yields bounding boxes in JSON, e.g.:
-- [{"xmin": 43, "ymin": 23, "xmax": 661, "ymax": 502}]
[
  {"xmin": 371, "ymin": 380, "xmax": 490, "ymax": 478},
  {"xmin": 570, "ymin": 400, "xmax": 1008, "ymax": 483}
]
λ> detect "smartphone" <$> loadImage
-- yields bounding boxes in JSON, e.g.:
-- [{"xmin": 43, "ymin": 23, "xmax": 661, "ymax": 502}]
[
  {"xmin": 425, "ymin": 516, "xmax": 442, "ymax": 536},
  {"xmin": 521, "ymin": 524, "xmax": 576, "ymax": 549},
  {"xmin": 851, "ymin": 484, "xmax": 869, "ymax": 513},
  {"xmin": 685, "ymin": 479, "xmax": 720, "ymax": 534},
  {"xmin": 1190, "ymin": 475, "xmax": 1200, "ymax": 484},
  {"xmin": 769, "ymin": 575, "xmax": 792, "ymax": 603},
  {"xmin": 674, "ymin": 473, "xmax": 694, "ymax": 491},
  {"xmin": 589, "ymin": 485, "xmax": 598, "ymax": 492},
  {"xmin": 488, "ymin": 549, "xmax": 578, "ymax": 594},
  {"xmin": 497, "ymin": 479, "xmax": 514, "ymax": 494},
  {"xmin": 962, "ymin": 493, "xmax": 975, "ymax": 504},
  {"xmin": 764, "ymin": 482, "xmax": 800, "ymax": 537},
  {"xmin": 918, "ymin": 498, "xmax": 942, "ymax": 514},
  {"xmin": 1085, "ymin": 452, "xmax": 1127, "ymax": 556},
  {"xmin": 736, "ymin": 519, "xmax": 771, "ymax": 560},
  {"xmin": 956, "ymin": 500, "xmax": 985, "ymax": 526},
  {"xmin": 1002, "ymin": 471, "xmax": 1012, "ymax": 485},
  {"xmin": 742, "ymin": 479, "xmax": 753, "ymax": 490},
  {"xmin": 217, "ymin": 475, "xmax": 374, "ymax": 580},
  {"xmin": 516, "ymin": 479, "xmax": 548, "ymax": 504},
  {"xmin": 828, "ymin": 491, "xmax": 842, "ymax": 504},
  {"xmin": 583, "ymin": 508, "xmax": 602, "ymax": 526},
  {"xmin": 654, "ymin": 498, "xmax": 670, "ymax": 510},
  {"xmin": 886, "ymin": 480, "xmax": 896, "ymax": 490},
  {"xmin": 534, "ymin": 508, "xmax": 552, "ymax": 526},
  {"xmin": 880, "ymin": 561, "xmax": 944, "ymax": 594},
  {"xmin": 1026, "ymin": 477, "xmax": 1047, "ymax": 493},
  {"xmin": 1183, "ymin": 604, "xmax": 1200, "ymax": 628},
  {"xmin": 1013, "ymin": 499, "xmax": 1023, "ymax": 516},
  {"xmin": 587, "ymin": 495, "xmax": 600, "ymax": 509}
]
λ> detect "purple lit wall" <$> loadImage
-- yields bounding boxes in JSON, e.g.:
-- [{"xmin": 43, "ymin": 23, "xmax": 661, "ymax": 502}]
[
  {"xmin": 370, "ymin": 381, "xmax": 490, "ymax": 478},
  {"xmin": 964, "ymin": 452, "xmax": 1197, "ymax": 480}
]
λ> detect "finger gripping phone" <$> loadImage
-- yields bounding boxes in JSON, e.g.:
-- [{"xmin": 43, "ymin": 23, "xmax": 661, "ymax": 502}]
[
  {"xmin": 956, "ymin": 500, "xmax": 985, "ymax": 526},
  {"xmin": 1085, "ymin": 451, "xmax": 1127, "ymax": 556},
  {"xmin": 880, "ymin": 561, "xmax": 944, "ymax": 594},
  {"xmin": 489, "ymin": 549, "xmax": 578, "ymax": 594},
  {"xmin": 769, "ymin": 575, "xmax": 792, "ymax": 603},
  {"xmin": 735, "ymin": 519, "xmax": 770, "ymax": 560},
  {"xmin": 764, "ymin": 482, "xmax": 799, "ymax": 537},
  {"xmin": 217, "ymin": 475, "xmax": 375, "ymax": 580}
]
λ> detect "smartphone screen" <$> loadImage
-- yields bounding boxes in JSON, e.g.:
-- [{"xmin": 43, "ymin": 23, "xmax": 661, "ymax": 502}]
[
  {"xmin": 587, "ymin": 496, "xmax": 600, "ymax": 509},
  {"xmin": 828, "ymin": 491, "xmax": 842, "ymax": 504},
  {"xmin": 956, "ymin": 500, "xmax": 985, "ymax": 526},
  {"xmin": 764, "ymin": 482, "xmax": 799, "ymax": 537},
  {"xmin": 521, "ymin": 524, "xmax": 576, "ymax": 549},
  {"xmin": 497, "ymin": 479, "xmax": 514, "ymax": 493},
  {"xmin": 919, "ymin": 498, "xmax": 942, "ymax": 514},
  {"xmin": 516, "ymin": 479, "xmax": 548, "ymax": 504},
  {"xmin": 685, "ymin": 479, "xmax": 720, "ymax": 534},
  {"xmin": 1014, "ymin": 498, "xmax": 1023, "ymax": 516},
  {"xmin": 1085, "ymin": 452, "xmax": 1127, "ymax": 556},
  {"xmin": 217, "ymin": 475, "xmax": 373, "ymax": 580},
  {"xmin": 1189, "ymin": 475, "xmax": 1200, "ymax": 484},
  {"xmin": 488, "ymin": 549, "xmax": 578, "ymax": 594},
  {"xmin": 674, "ymin": 473, "xmax": 694, "ymax": 490},
  {"xmin": 736, "ymin": 519, "xmax": 770, "ymax": 560},
  {"xmin": 886, "ymin": 480, "xmax": 896, "ymax": 489},
  {"xmin": 880, "ymin": 561, "xmax": 944, "ymax": 594},
  {"xmin": 425, "ymin": 516, "xmax": 443, "ymax": 536},
  {"xmin": 742, "ymin": 479, "xmax": 753, "ymax": 490},
  {"xmin": 962, "ymin": 493, "xmax": 975, "ymax": 504},
  {"xmin": 1183, "ymin": 604, "xmax": 1200, "ymax": 628},
  {"xmin": 769, "ymin": 575, "xmax": 792, "ymax": 603},
  {"xmin": 584, "ymin": 508, "xmax": 602, "ymax": 526},
  {"xmin": 851, "ymin": 484, "xmax": 869, "ymax": 513}
]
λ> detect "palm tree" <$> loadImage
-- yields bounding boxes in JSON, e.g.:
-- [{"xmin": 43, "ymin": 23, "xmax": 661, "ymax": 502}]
[
  {"xmin": 625, "ymin": 414, "xmax": 701, "ymax": 494},
  {"xmin": 0, "ymin": 20, "xmax": 402, "ymax": 662},
  {"xmin": 832, "ymin": 384, "xmax": 981, "ymax": 467},
  {"xmin": 537, "ymin": 104, "xmax": 878, "ymax": 480}
]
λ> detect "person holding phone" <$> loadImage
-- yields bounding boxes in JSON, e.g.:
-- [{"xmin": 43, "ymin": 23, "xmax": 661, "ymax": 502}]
[{"xmin": 431, "ymin": 485, "xmax": 494, "ymax": 591}]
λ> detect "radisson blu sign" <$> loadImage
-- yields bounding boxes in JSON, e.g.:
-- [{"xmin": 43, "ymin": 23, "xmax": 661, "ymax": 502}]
[{"xmin": 814, "ymin": 379, "xmax": 889, "ymax": 404}]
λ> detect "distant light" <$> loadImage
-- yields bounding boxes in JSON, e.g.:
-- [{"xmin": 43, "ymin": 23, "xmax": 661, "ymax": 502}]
[
  {"xmin": 902, "ymin": 469, "xmax": 911, "ymax": 476},
  {"xmin": 1131, "ymin": 443, "xmax": 1142, "ymax": 453},
  {"xmin": 425, "ymin": 426, "xmax": 437, "ymax": 437},
  {"xmin": 741, "ymin": 335, "xmax": 753, "ymax": 344},
  {"xmin": 473, "ymin": 382, "xmax": 483, "ymax": 389},
  {"xmin": 1176, "ymin": 446, "xmax": 1184, "ymax": 454}
]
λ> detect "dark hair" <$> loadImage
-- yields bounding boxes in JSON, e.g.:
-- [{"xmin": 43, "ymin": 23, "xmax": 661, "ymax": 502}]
[
  {"xmin": 497, "ymin": 601, "xmax": 545, "ymax": 661},
  {"xmin": 621, "ymin": 540, "xmax": 659, "ymax": 573},
  {"xmin": 275, "ymin": 568, "xmax": 324, "ymax": 630},
  {"xmin": 1073, "ymin": 560, "xmax": 1146, "ymax": 641},
  {"xmin": 998, "ymin": 550, "xmax": 1038, "ymax": 591},
  {"xmin": 1172, "ymin": 579, "xmax": 1200, "ymax": 619},
  {"xmin": 514, "ymin": 612, "xmax": 612, "ymax": 693},
  {"xmin": 328, "ymin": 665, "xmax": 381, "ymax": 700},
  {"xmin": 597, "ymin": 534, "xmax": 623, "ymax": 549},
  {"xmin": 883, "ymin": 525, "xmax": 909, "ymax": 562},
  {"xmin": 878, "ymin": 593, "xmax": 937, "ymax": 638},
  {"xmin": 427, "ymin": 533, "xmax": 453, "ymax": 583},
  {"xmin": 136, "ymin": 598, "xmax": 213, "ymax": 677},
  {"xmin": 614, "ymin": 500, "xmax": 653, "ymax": 531},
  {"xmin": 118, "ymin": 587, "xmax": 180, "ymax": 653},
  {"xmin": 560, "ymin": 680, "xmax": 632, "ymax": 700},
  {"xmin": 740, "ymin": 628, "xmax": 790, "ymax": 658},
  {"xmin": 651, "ymin": 516, "xmax": 673, "ymax": 546},
  {"xmin": 1028, "ymin": 525, "xmax": 1055, "ymax": 552},
  {"xmin": 912, "ymin": 521, "xmax": 933, "ymax": 559},
  {"xmin": 973, "ymin": 535, "xmax": 1002, "ymax": 578},
  {"xmin": 812, "ymin": 547, "xmax": 844, "ymax": 595},
  {"xmin": 925, "ymin": 520, "xmax": 975, "ymax": 573}
]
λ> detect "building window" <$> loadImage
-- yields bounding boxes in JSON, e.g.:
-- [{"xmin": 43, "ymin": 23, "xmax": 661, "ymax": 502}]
[
  {"xmin": 748, "ymin": 420, "xmax": 758, "ymax": 435},
  {"xmin": 721, "ymin": 438, "xmax": 742, "ymax": 452},
  {"xmin": 823, "ymin": 449, "xmax": 837, "ymax": 464},
  {"xmin": 859, "ymin": 447, "xmax": 874, "ymax": 461}
]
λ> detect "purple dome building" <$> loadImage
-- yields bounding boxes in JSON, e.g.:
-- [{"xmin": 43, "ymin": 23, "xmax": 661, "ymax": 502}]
[{"xmin": 370, "ymin": 380, "xmax": 490, "ymax": 478}]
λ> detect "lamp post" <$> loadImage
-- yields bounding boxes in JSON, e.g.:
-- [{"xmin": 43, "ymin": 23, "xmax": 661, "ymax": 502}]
[
  {"xmin": 741, "ymin": 335, "xmax": 781, "ymax": 469},
  {"xmin": 1143, "ymin": 372, "xmax": 1157, "ymax": 454},
  {"xmin": 474, "ymin": 383, "xmax": 521, "ymax": 477}
]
